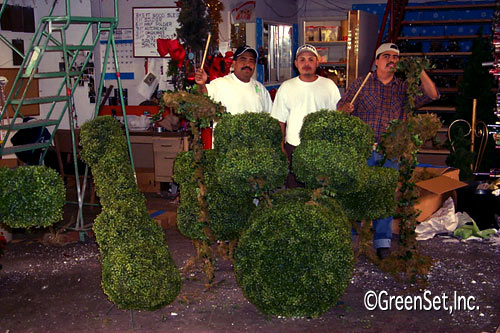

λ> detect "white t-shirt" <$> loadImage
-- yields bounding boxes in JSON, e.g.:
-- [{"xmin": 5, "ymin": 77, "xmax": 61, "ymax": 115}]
[
  {"xmin": 271, "ymin": 76, "xmax": 341, "ymax": 146},
  {"xmin": 206, "ymin": 73, "xmax": 272, "ymax": 115}
]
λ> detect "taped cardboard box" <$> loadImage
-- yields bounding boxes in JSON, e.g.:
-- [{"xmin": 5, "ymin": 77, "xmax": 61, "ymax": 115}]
[{"xmin": 413, "ymin": 167, "xmax": 467, "ymax": 222}]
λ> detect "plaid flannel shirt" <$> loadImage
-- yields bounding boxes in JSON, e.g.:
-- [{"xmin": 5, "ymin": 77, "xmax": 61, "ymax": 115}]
[{"xmin": 337, "ymin": 72, "xmax": 434, "ymax": 142}]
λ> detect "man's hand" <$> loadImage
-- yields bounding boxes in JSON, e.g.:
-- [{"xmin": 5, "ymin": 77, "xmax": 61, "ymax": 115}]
[
  {"xmin": 338, "ymin": 102, "xmax": 354, "ymax": 114},
  {"xmin": 194, "ymin": 69, "xmax": 208, "ymax": 85}
]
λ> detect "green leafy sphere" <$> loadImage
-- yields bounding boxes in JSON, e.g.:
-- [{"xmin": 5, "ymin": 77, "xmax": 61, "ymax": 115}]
[
  {"xmin": 337, "ymin": 166, "xmax": 399, "ymax": 221},
  {"xmin": 213, "ymin": 112, "xmax": 283, "ymax": 155},
  {"xmin": 293, "ymin": 140, "xmax": 368, "ymax": 194},
  {"xmin": 300, "ymin": 109, "xmax": 375, "ymax": 161},
  {"xmin": 234, "ymin": 188, "xmax": 354, "ymax": 318},
  {"xmin": 0, "ymin": 166, "xmax": 65, "ymax": 228},
  {"xmin": 101, "ymin": 242, "xmax": 181, "ymax": 311}
]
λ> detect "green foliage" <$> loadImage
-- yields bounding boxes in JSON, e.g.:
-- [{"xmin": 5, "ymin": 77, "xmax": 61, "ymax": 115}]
[
  {"xmin": 174, "ymin": 150, "xmax": 256, "ymax": 241},
  {"xmin": 450, "ymin": 32, "xmax": 496, "ymax": 176},
  {"xmin": 102, "ymin": 242, "xmax": 181, "ymax": 311},
  {"xmin": 234, "ymin": 188, "xmax": 353, "ymax": 318},
  {"xmin": 93, "ymin": 204, "xmax": 163, "ymax": 257},
  {"xmin": 80, "ymin": 116, "xmax": 181, "ymax": 310},
  {"xmin": 214, "ymin": 112, "xmax": 283, "ymax": 155},
  {"xmin": 293, "ymin": 140, "xmax": 367, "ymax": 193},
  {"xmin": 0, "ymin": 166, "xmax": 65, "ymax": 229},
  {"xmin": 445, "ymin": 126, "xmax": 475, "ymax": 180},
  {"xmin": 216, "ymin": 147, "xmax": 288, "ymax": 195},
  {"xmin": 338, "ymin": 167, "xmax": 399, "ymax": 221},
  {"xmin": 395, "ymin": 57, "xmax": 433, "ymax": 113},
  {"xmin": 300, "ymin": 109, "xmax": 374, "ymax": 160},
  {"xmin": 176, "ymin": 0, "xmax": 211, "ymax": 55},
  {"xmin": 79, "ymin": 116, "xmax": 125, "ymax": 166},
  {"xmin": 162, "ymin": 90, "xmax": 225, "ymax": 128}
]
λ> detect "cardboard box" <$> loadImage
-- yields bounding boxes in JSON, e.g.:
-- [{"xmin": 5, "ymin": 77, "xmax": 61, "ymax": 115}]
[
  {"xmin": 392, "ymin": 167, "xmax": 466, "ymax": 234},
  {"xmin": 136, "ymin": 169, "xmax": 160, "ymax": 193},
  {"xmin": 413, "ymin": 167, "xmax": 467, "ymax": 222}
]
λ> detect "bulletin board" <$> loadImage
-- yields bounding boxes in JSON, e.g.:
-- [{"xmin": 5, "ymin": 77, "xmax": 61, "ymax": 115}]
[{"xmin": 132, "ymin": 7, "xmax": 180, "ymax": 58}]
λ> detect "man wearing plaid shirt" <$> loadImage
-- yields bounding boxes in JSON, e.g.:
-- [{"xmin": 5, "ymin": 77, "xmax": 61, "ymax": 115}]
[{"xmin": 337, "ymin": 42, "xmax": 439, "ymax": 259}]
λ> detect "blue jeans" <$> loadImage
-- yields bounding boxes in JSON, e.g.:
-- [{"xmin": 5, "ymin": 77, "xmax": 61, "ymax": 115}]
[{"xmin": 367, "ymin": 150, "xmax": 399, "ymax": 249}]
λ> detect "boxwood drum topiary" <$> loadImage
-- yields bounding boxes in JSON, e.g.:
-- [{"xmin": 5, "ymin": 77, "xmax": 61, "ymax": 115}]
[{"xmin": 234, "ymin": 188, "xmax": 354, "ymax": 318}]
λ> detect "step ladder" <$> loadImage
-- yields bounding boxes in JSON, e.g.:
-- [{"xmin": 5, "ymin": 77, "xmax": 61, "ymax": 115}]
[{"xmin": 0, "ymin": 0, "xmax": 136, "ymax": 234}]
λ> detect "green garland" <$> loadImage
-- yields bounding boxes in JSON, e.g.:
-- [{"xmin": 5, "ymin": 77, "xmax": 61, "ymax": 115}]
[{"xmin": 377, "ymin": 57, "xmax": 441, "ymax": 286}]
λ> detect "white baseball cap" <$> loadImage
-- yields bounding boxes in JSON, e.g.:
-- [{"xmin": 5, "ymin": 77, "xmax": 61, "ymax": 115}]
[
  {"xmin": 375, "ymin": 43, "xmax": 399, "ymax": 58},
  {"xmin": 296, "ymin": 44, "xmax": 319, "ymax": 59}
]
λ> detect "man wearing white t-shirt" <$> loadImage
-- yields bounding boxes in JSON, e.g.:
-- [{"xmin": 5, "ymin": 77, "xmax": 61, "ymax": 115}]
[
  {"xmin": 271, "ymin": 44, "xmax": 341, "ymax": 188},
  {"xmin": 195, "ymin": 45, "xmax": 272, "ymax": 115}
]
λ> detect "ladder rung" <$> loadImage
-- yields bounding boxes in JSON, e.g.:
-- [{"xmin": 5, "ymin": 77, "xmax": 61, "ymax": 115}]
[
  {"xmin": 1, "ymin": 142, "xmax": 51, "ymax": 156},
  {"xmin": 23, "ymin": 71, "xmax": 81, "ymax": 79},
  {"xmin": 42, "ymin": 16, "xmax": 117, "ymax": 24},
  {"xmin": 0, "ymin": 119, "xmax": 59, "ymax": 131},
  {"xmin": 11, "ymin": 96, "xmax": 69, "ymax": 105},
  {"xmin": 46, "ymin": 45, "xmax": 94, "ymax": 51}
]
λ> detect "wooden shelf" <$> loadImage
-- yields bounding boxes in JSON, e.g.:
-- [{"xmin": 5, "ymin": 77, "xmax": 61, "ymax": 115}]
[
  {"xmin": 400, "ymin": 52, "xmax": 472, "ymax": 56},
  {"xmin": 309, "ymin": 41, "xmax": 347, "ymax": 45},
  {"xmin": 405, "ymin": 3, "xmax": 495, "ymax": 11},
  {"xmin": 401, "ymin": 19, "xmax": 492, "ymax": 25},
  {"xmin": 397, "ymin": 35, "xmax": 484, "ymax": 41},
  {"xmin": 319, "ymin": 61, "xmax": 347, "ymax": 66}
]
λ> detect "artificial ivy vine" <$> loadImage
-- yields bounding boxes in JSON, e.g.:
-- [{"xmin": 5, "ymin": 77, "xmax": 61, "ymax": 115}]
[
  {"xmin": 162, "ymin": 88, "xmax": 225, "ymax": 286},
  {"xmin": 376, "ymin": 57, "xmax": 442, "ymax": 286}
]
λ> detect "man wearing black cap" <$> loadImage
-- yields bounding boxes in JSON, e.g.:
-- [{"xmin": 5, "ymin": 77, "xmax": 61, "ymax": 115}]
[
  {"xmin": 271, "ymin": 44, "xmax": 341, "ymax": 188},
  {"xmin": 195, "ymin": 45, "xmax": 272, "ymax": 115},
  {"xmin": 337, "ymin": 42, "xmax": 439, "ymax": 259}
]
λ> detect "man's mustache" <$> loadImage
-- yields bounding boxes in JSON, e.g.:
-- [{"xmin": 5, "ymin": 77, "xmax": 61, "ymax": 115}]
[
  {"xmin": 302, "ymin": 66, "xmax": 312, "ymax": 71},
  {"xmin": 242, "ymin": 66, "xmax": 253, "ymax": 71},
  {"xmin": 386, "ymin": 62, "xmax": 395, "ymax": 67}
]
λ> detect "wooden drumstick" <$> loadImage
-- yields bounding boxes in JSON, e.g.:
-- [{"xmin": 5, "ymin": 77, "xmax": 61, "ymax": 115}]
[
  {"xmin": 200, "ymin": 33, "xmax": 212, "ymax": 70},
  {"xmin": 351, "ymin": 72, "xmax": 372, "ymax": 104}
]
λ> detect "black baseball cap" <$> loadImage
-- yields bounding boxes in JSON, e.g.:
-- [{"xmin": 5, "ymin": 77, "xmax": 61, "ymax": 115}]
[{"xmin": 233, "ymin": 45, "xmax": 258, "ymax": 60}]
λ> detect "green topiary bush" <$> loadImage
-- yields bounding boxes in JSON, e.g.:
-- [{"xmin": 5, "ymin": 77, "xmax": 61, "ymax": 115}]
[
  {"xmin": 102, "ymin": 242, "xmax": 181, "ymax": 311},
  {"xmin": 337, "ymin": 166, "xmax": 399, "ymax": 221},
  {"xmin": 92, "ymin": 204, "xmax": 164, "ymax": 257},
  {"xmin": 213, "ymin": 112, "xmax": 283, "ymax": 154},
  {"xmin": 0, "ymin": 166, "xmax": 65, "ymax": 228},
  {"xmin": 216, "ymin": 147, "xmax": 288, "ymax": 196},
  {"xmin": 300, "ymin": 109, "xmax": 374, "ymax": 161},
  {"xmin": 234, "ymin": 188, "xmax": 354, "ymax": 318},
  {"xmin": 174, "ymin": 150, "xmax": 256, "ymax": 241},
  {"xmin": 80, "ymin": 115, "xmax": 181, "ymax": 310},
  {"xmin": 292, "ymin": 140, "xmax": 367, "ymax": 193}
]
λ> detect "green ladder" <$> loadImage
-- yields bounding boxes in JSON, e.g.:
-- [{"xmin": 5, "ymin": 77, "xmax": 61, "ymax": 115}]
[{"xmin": 0, "ymin": 0, "xmax": 136, "ymax": 233}]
